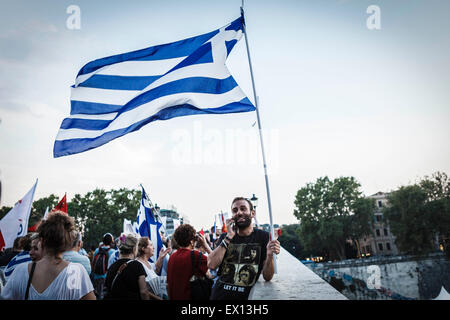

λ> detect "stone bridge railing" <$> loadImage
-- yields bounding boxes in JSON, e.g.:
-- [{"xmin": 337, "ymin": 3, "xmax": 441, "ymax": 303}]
[{"xmin": 249, "ymin": 247, "xmax": 347, "ymax": 300}]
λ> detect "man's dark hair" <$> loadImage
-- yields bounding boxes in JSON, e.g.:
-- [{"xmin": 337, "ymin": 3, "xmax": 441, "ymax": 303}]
[
  {"xmin": 173, "ymin": 224, "xmax": 196, "ymax": 248},
  {"xmin": 13, "ymin": 237, "xmax": 23, "ymax": 251},
  {"xmin": 19, "ymin": 233, "xmax": 34, "ymax": 251},
  {"xmin": 231, "ymin": 197, "xmax": 253, "ymax": 211},
  {"xmin": 103, "ymin": 233, "xmax": 113, "ymax": 246}
]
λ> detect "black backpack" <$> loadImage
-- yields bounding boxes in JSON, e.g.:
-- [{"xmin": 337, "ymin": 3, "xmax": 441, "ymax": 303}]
[
  {"xmin": 189, "ymin": 251, "xmax": 213, "ymax": 300},
  {"xmin": 93, "ymin": 247, "xmax": 109, "ymax": 275}
]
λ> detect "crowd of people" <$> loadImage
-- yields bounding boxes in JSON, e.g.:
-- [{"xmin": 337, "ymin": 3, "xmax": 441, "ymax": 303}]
[{"xmin": 0, "ymin": 196, "xmax": 280, "ymax": 300}]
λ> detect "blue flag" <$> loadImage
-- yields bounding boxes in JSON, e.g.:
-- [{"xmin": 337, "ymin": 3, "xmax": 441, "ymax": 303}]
[
  {"xmin": 54, "ymin": 16, "xmax": 255, "ymax": 158},
  {"xmin": 135, "ymin": 186, "xmax": 163, "ymax": 262}
]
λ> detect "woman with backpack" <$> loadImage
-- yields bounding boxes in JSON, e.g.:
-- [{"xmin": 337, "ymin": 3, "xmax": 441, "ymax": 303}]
[
  {"xmin": 104, "ymin": 233, "xmax": 161, "ymax": 300},
  {"xmin": 166, "ymin": 224, "xmax": 212, "ymax": 300}
]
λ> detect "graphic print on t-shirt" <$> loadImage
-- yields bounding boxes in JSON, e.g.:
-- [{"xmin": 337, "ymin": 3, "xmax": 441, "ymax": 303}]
[{"xmin": 219, "ymin": 243, "xmax": 261, "ymax": 287}]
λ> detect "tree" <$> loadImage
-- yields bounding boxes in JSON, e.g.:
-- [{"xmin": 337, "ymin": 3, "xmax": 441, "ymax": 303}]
[
  {"xmin": 278, "ymin": 224, "xmax": 307, "ymax": 259},
  {"xmin": 384, "ymin": 172, "xmax": 450, "ymax": 255},
  {"xmin": 68, "ymin": 188, "xmax": 141, "ymax": 248},
  {"xmin": 419, "ymin": 172, "xmax": 450, "ymax": 242},
  {"xmin": 294, "ymin": 176, "xmax": 374, "ymax": 261},
  {"xmin": 419, "ymin": 171, "xmax": 450, "ymax": 201},
  {"xmin": 30, "ymin": 194, "xmax": 60, "ymax": 226},
  {"xmin": 0, "ymin": 206, "xmax": 12, "ymax": 220}
]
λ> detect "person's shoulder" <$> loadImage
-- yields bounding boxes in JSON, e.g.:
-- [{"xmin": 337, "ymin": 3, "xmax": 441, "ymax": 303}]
[
  {"xmin": 62, "ymin": 250, "xmax": 75, "ymax": 258},
  {"xmin": 129, "ymin": 260, "xmax": 145, "ymax": 273},
  {"xmin": 17, "ymin": 251, "xmax": 30, "ymax": 258},
  {"xmin": 110, "ymin": 258, "xmax": 126, "ymax": 268},
  {"xmin": 15, "ymin": 261, "xmax": 31, "ymax": 271},
  {"xmin": 80, "ymin": 253, "xmax": 91, "ymax": 261},
  {"xmin": 253, "ymin": 228, "xmax": 270, "ymax": 241},
  {"xmin": 171, "ymin": 248, "xmax": 193, "ymax": 261},
  {"xmin": 76, "ymin": 253, "xmax": 91, "ymax": 264},
  {"xmin": 67, "ymin": 261, "xmax": 85, "ymax": 270},
  {"xmin": 5, "ymin": 252, "xmax": 30, "ymax": 268},
  {"xmin": 193, "ymin": 249, "xmax": 205, "ymax": 258},
  {"xmin": 9, "ymin": 261, "xmax": 30, "ymax": 277},
  {"xmin": 66, "ymin": 262, "xmax": 92, "ymax": 279},
  {"xmin": 254, "ymin": 228, "xmax": 269, "ymax": 236}
]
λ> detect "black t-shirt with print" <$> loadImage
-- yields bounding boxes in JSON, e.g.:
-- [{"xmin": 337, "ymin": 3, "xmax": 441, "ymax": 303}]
[
  {"xmin": 104, "ymin": 258, "xmax": 146, "ymax": 300},
  {"xmin": 210, "ymin": 228, "xmax": 269, "ymax": 300}
]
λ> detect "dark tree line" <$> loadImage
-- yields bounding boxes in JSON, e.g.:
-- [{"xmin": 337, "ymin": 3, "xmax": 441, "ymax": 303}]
[
  {"xmin": 282, "ymin": 172, "xmax": 450, "ymax": 261},
  {"xmin": 383, "ymin": 172, "xmax": 450, "ymax": 255}
]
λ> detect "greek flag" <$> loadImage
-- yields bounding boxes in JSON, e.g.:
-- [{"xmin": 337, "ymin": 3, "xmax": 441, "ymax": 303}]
[
  {"xmin": 135, "ymin": 186, "xmax": 163, "ymax": 262},
  {"xmin": 4, "ymin": 251, "xmax": 32, "ymax": 282},
  {"xmin": 54, "ymin": 16, "xmax": 254, "ymax": 158}
]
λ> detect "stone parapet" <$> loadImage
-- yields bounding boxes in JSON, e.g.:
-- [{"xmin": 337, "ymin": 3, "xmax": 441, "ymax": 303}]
[{"xmin": 249, "ymin": 247, "xmax": 347, "ymax": 300}]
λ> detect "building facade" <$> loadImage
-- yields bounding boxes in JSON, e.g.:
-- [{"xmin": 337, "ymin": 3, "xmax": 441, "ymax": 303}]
[{"xmin": 358, "ymin": 192, "xmax": 399, "ymax": 257}]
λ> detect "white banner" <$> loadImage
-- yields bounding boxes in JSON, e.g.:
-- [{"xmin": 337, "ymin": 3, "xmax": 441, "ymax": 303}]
[{"xmin": 0, "ymin": 180, "xmax": 37, "ymax": 250}]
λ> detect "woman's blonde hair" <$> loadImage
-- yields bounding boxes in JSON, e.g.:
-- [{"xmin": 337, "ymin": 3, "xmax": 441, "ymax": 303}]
[{"xmin": 118, "ymin": 233, "xmax": 138, "ymax": 255}]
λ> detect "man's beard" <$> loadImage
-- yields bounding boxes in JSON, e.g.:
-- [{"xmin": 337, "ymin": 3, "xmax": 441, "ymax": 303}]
[{"xmin": 235, "ymin": 215, "xmax": 252, "ymax": 229}]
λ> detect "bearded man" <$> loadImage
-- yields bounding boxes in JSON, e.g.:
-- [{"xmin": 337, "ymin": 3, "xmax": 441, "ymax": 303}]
[{"xmin": 207, "ymin": 197, "xmax": 280, "ymax": 300}]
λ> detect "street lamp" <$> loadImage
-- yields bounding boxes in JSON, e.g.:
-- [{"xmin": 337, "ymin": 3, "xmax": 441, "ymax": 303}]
[
  {"xmin": 250, "ymin": 194, "xmax": 258, "ymax": 211},
  {"xmin": 249, "ymin": 194, "xmax": 259, "ymax": 228}
]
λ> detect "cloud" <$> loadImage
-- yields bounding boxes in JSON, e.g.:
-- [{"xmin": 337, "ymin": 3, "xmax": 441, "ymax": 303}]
[
  {"xmin": 0, "ymin": 19, "xmax": 58, "ymax": 39},
  {"xmin": 0, "ymin": 19, "xmax": 58, "ymax": 61}
]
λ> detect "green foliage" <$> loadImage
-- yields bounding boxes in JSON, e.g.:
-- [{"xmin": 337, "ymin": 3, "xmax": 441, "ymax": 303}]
[
  {"xmin": 278, "ymin": 224, "xmax": 306, "ymax": 259},
  {"xmin": 0, "ymin": 206, "xmax": 12, "ymax": 220},
  {"xmin": 30, "ymin": 194, "xmax": 59, "ymax": 226},
  {"xmin": 294, "ymin": 176, "xmax": 374, "ymax": 260},
  {"xmin": 68, "ymin": 188, "xmax": 141, "ymax": 248},
  {"xmin": 384, "ymin": 171, "xmax": 450, "ymax": 255}
]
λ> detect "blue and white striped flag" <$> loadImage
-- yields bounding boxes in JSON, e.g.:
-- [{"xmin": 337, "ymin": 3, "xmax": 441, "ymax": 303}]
[
  {"xmin": 135, "ymin": 186, "xmax": 163, "ymax": 262},
  {"xmin": 54, "ymin": 16, "xmax": 254, "ymax": 158}
]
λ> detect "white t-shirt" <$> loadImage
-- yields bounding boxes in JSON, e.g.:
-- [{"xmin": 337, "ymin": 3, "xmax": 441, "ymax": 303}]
[
  {"xmin": 137, "ymin": 260, "xmax": 158, "ymax": 283},
  {"xmin": 1, "ymin": 262, "xmax": 94, "ymax": 300}
]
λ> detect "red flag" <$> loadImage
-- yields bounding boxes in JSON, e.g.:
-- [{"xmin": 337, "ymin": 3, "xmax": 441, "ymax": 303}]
[
  {"xmin": 0, "ymin": 231, "xmax": 5, "ymax": 251},
  {"xmin": 199, "ymin": 228, "xmax": 205, "ymax": 236},
  {"xmin": 221, "ymin": 213, "xmax": 227, "ymax": 233},
  {"xmin": 28, "ymin": 220, "xmax": 42, "ymax": 232},
  {"xmin": 51, "ymin": 194, "xmax": 67, "ymax": 214}
]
